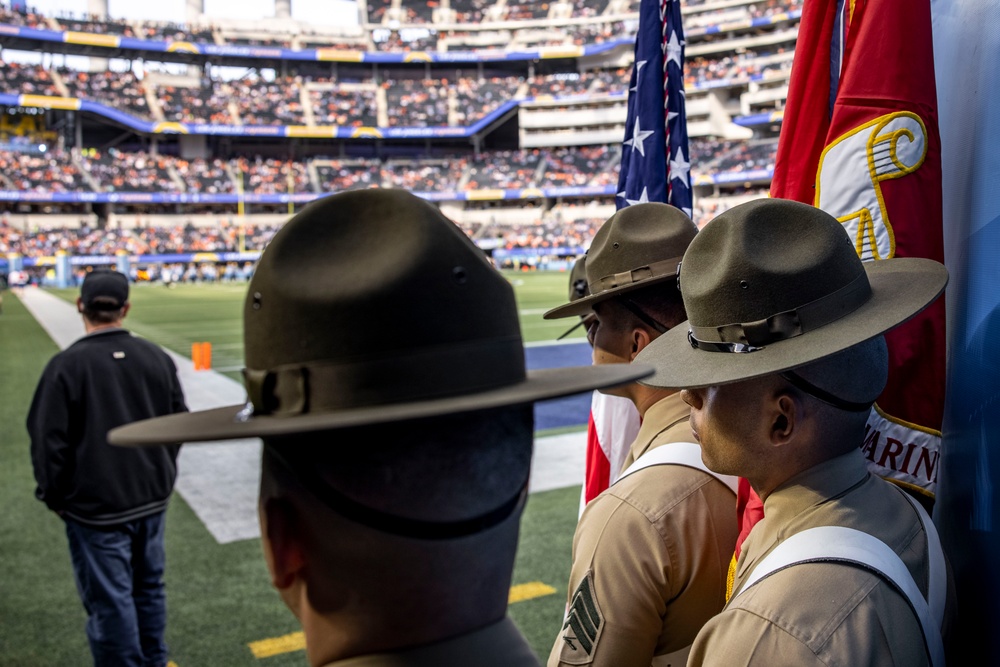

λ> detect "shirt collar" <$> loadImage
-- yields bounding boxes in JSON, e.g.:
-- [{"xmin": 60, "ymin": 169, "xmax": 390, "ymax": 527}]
[
  {"xmin": 84, "ymin": 326, "xmax": 128, "ymax": 339},
  {"xmin": 737, "ymin": 450, "xmax": 870, "ymax": 575},
  {"xmin": 764, "ymin": 449, "xmax": 870, "ymax": 524},
  {"xmin": 629, "ymin": 392, "xmax": 689, "ymax": 461}
]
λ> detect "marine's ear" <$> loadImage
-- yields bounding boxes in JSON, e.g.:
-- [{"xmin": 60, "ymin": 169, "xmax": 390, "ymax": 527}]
[
  {"xmin": 260, "ymin": 496, "xmax": 306, "ymax": 592},
  {"xmin": 769, "ymin": 388, "xmax": 805, "ymax": 449},
  {"xmin": 629, "ymin": 325, "xmax": 655, "ymax": 361}
]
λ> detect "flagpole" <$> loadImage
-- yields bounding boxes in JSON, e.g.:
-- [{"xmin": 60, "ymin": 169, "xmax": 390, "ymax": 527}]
[
  {"xmin": 582, "ymin": 0, "xmax": 690, "ymax": 513},
  {"xmin": 236, "ymin": 165, "xmax": 246, "ymax": 253}
]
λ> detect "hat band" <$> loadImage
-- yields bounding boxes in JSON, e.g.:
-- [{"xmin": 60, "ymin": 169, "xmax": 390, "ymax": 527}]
[
  {"xmin": 591, "ymin": 255, "xmax": 684, "ymax": 294},
  {"xmin": 243, "ymin": 336, "xmax": 526, "ymax": 417},
  {"xmin": 688, "ymin": 272, "xmax": 872, "ymax": 350},
  {"xmin": 780, "ymin": 370, "xmax": 875, "ymax": 412}
]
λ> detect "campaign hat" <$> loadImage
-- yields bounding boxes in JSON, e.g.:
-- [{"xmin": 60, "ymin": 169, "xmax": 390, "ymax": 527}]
[
  {"xmin": 544, "ymin": 202, "xmax": 697, "ymax": 319},
  {"xmin": 556, "ymin": 255, "xmax": 596, "ymax": 340},
  {"xmin": 635, "ymin": 198, "xmax": 948, "ymax": 396},
  {"xmin": 110, "ymin": 189, "xmax": 650, "ymax": 446}
]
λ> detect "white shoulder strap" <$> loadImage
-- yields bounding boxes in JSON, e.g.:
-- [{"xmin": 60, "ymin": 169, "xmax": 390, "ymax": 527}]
[
  {"xmin": 732, "ymin": 526, "xmax": 945, "ymax": 667},
  {"xmin": 617, "ymin": 442, "xmax": 738, "ymax": 495},
  {"xmin": 900, "ymin": 490, "xmax": 946, "ymax": 630}
]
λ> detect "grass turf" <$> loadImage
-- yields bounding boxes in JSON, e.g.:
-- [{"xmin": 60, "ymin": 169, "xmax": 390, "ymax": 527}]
[{"xmin": 2, "ymin": 272, "xmax": 586, "ymax": 665}]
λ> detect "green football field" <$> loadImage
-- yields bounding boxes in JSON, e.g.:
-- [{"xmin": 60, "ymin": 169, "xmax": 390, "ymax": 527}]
[{"xmin": 0, "ymin": 271, "xmax": 586, "ymax": 666}]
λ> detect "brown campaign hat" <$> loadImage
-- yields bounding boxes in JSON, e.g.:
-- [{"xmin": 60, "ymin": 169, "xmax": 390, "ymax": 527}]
[
  {"xmin": 110, "ymin": 189, "xmax": 651, "ymax": 446},
  {"xmin": 635, "ymin": 198, "xmax": 948, "ymax": 390},
  {"xmin": 556, "ymin": 255, "xmax": 595, "ymax": 340},
  {"xmin": 544, "ymin": 202, "xmax": 698, "ymax": 320}
]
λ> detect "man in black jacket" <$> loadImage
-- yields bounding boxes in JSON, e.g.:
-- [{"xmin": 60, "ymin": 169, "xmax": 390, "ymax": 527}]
[{"xmin": 27, "ymin": 269, "xmax": 187, "ymax": 667}]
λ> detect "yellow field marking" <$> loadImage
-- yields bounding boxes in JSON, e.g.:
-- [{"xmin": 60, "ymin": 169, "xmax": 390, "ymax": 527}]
[
  {"xmin": 249, "ymin": 631, "xmax": 306, "ymax": 659},
  {"xmin": 248, "ymin": 581, "xmax": 556, "ymax": 659},
  {"xmin": 509, "ymin": 581, "xmax": 557, "ymax": 603}
]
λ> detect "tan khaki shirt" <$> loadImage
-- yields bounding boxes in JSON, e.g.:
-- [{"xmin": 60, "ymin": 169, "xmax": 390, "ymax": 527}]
[
  {"xmin": 548, "ymin": 393, "xmax": 739, "ymax": 667},
  {"xmin": 688, "ymin": 450, "xmax": 954, "ymax": 666},
  {"xmin": 325, "ymin": 617, "xmax": 540, "ymax": 666}
]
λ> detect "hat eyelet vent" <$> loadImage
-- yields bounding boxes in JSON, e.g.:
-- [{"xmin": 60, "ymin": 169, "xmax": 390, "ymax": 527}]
[
  {"xmin": 452, "ymin": 267, "xmax": 468, "ymax": 285},
  {"xmin": 740, "ymin": 280, "xmax": 749, "ymax": 289}
]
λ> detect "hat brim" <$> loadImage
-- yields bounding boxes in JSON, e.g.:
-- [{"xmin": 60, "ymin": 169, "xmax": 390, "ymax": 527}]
[
  {"xmin": 109, "ymin": 363, "xmax": 651, "ymax": 447},
  {"xmin": 635, "ymin": 257, "xmax": 947, "ymax": 390},
  {"xmin": 544, "ymin": 272, "xmax": 679, "ymax": 320}
]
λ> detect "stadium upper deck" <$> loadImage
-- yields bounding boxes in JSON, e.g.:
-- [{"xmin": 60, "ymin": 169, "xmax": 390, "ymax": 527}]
[{"xmin": 0, "ymin": 0, "xmax": 790, "ymax": 238}]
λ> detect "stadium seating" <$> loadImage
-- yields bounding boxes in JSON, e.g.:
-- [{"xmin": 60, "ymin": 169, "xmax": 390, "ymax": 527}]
[{"xmin": 0, "ymin": 0, "xmax": 796, "ymax": 272}]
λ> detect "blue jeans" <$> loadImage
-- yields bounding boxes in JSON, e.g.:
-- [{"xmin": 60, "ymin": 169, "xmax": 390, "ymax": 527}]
[{"xmin": 65, "ymin": 512, "xmax": 169, "ymax": 667}]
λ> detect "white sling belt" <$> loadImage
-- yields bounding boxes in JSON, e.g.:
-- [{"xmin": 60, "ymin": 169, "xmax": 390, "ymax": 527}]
[
  {"xmin": 617, "ymin": 441, "xmax": 739, "ymax": 494},
  {"xmin": 616, "ymin": 442, "xmax": 739, "ymax": 667},
  {"xmin": 731, "ymin": 490, "xmax": 946, "ymax": 667}
]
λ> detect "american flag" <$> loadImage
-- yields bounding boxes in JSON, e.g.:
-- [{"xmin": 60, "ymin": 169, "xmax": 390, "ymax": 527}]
[
  {"xmin": 581, "ymin": 0, "xmax": 690, "ymax": 511},
  {"xmin": 616, "ymin": 0, "xmax": 692, "ymax": 217}
]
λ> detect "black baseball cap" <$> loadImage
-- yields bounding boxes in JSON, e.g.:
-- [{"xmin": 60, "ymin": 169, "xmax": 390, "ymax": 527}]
[{"xmin": 81, "ymin": 270, "xmax": 129, "ymax": 310}]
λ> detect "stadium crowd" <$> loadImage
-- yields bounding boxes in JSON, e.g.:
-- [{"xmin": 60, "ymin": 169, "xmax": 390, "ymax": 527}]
[
  {"xmin": 0, "ymin": 189, "xmax": 766, "ymax": 292},
  {"xmin": 0, "ymin": 60, "xmax": 58, "ymax": 96},
  {"xmin": 0, "ymin": 142, "xmax": 776, "ymax": 194},
  {"xmin": 0, "ymin": 57, "xmax": 789, "ymax": 127},
  {"xmin": 0, "ymin": 218, "xmax": 279, "ymax": 257}
]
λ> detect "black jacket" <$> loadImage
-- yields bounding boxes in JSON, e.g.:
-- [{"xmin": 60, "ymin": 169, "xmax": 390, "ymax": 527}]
[{"xmin": 27, "ymin": 328, "xmax": 187, "ymax": 526}]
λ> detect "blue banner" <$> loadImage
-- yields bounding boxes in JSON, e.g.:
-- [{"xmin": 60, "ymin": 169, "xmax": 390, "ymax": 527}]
[
  {"xmin": 1, "ymin": 251, "xmax": 263, "ymax": 269},
  {"xmin": 931, "ymin": 0, "xmax": 1000, "ymax": 661}
]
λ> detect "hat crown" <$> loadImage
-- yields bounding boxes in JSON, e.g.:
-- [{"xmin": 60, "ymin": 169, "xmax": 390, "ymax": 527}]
[
  {"xmin": 586, "ymin": 202, "xmax": 697, "ymax": 292},
  {"xmin": 568, "ymin": 256, "xmax": 589, "ymax": 301},
  {"xmin": 81, "ymin": 270, "xmax": 129, "ymax": 310},
  {"xmin": 682, "ymin": 199, "xmax": 866, "ymax": 330},
  {"xmin": 244, "ymin": 189, "xmax": 524, "ymax": 415}
]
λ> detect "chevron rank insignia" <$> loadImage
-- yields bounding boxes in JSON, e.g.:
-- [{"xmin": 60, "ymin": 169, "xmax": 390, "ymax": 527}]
[{"xmin": 559, "ymin": 570, "xmax": 604, "ymax": 664}]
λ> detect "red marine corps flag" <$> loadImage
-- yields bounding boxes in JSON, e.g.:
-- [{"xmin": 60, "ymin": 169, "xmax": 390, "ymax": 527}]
[{"xmin": 767, "ymin": 0, "xmax": 946, "ymax": 508}]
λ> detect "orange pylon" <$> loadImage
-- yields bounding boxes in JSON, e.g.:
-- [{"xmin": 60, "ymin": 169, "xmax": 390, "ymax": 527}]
[{"xmin": 192, "ymin": 342, "xmax": 212, "ymax": 371}]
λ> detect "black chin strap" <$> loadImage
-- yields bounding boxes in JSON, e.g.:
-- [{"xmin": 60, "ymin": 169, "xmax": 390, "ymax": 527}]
[
  {"xmin": 780, "ymin": 370, "xmax": 875, "ymax": 413},
  {"xmin": 266, "ymin": 446, "xmax": 528, "ymax": 540}
]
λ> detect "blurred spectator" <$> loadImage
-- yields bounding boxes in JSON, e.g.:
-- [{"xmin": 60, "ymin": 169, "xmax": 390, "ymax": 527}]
[
  {"xmin": 314, "ymin": 161, "xmax": 382, "ymax": 193},
  {"xmin": 384, "ymin": 78, "xmax": 450, "ymax": 127},
  {"xmin": 81, "ymin": 149, "xmax": 176, "ymax": 193},
  {"xmin": 466, "ymin": 149, "xmax": 543, "ymax": 190},
  {"xmin": 0, "ymin": 60, "xmax": 59, "ymax": 96},
  {"xmin": 59, "ymin": 68, "xmax": 151, "ymax": 119},
  {"xmin": 310, "ymin": 84, "xmax": 378, "ymax": 127}
]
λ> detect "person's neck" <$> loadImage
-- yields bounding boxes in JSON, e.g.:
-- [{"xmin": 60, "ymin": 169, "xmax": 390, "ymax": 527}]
[
  {"xmin": 629, "ymin": 384, "xmax": 677, "ymax": 418},
  {"xmin": 303, "ymin": 598, "xmax": 504, "ymax": 666},
  {"xmin": 84, "ymin": 320, "xmax": 123, "ymax": 335}
]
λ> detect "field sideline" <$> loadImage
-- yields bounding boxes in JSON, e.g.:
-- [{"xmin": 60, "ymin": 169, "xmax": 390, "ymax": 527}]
[{"xmin": 0, "ymin": 271, "xmax": 589, "ymax": 666}]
